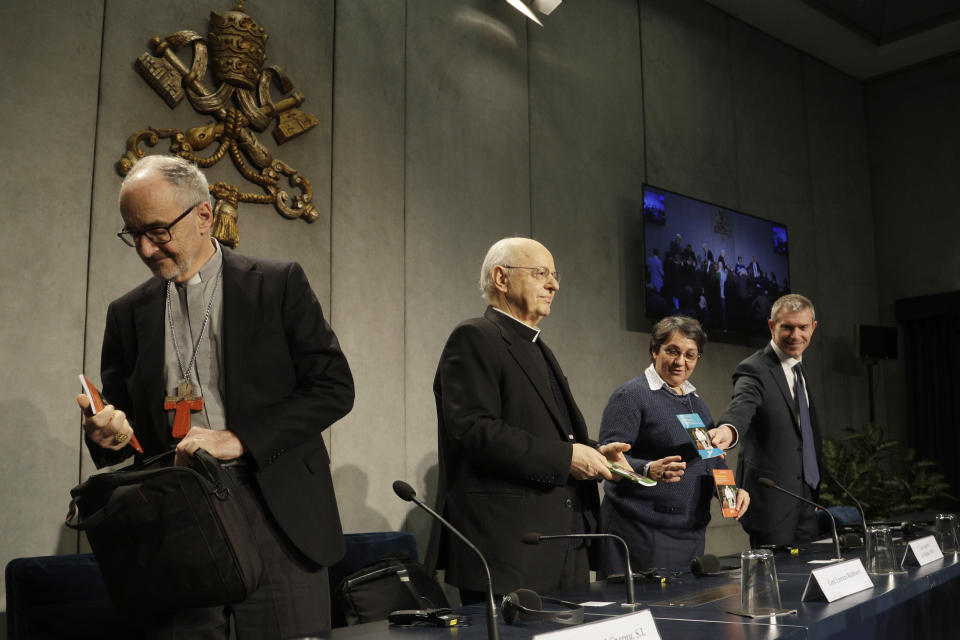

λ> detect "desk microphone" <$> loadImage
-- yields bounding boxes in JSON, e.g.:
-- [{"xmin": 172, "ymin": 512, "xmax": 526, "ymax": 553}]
[
  {"xmin": 392, "ymin": 480, "xmax": 499, "ymax": 640},
  {"xmin": 757, "ymin": 478, "xmax": 843, "ymax": 562},
  {"xmin": 522, "ymin": 532, "xmax": 635, "ymax": 606},
  {"xmin": 690, "ymin": 554, "xmax": 739, "ymax": 576}
]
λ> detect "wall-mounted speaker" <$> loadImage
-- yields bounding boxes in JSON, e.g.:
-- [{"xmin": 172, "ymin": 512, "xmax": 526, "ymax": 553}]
[{"xmin": 856, "ymin": 324, "xmax": 898, "ymax": 360}]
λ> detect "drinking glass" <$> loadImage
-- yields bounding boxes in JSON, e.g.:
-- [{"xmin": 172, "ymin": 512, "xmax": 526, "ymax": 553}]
[
  {"xmin": 935, "ymin": 514, "xmax": 958, "ymax": 553},
  {"xmin": 865, "ymin": 525, "xmax": 896, "ymax": 574},
  {"xmin": 740, "ymin": 548, "xmax": 782, "ymax": 614}
]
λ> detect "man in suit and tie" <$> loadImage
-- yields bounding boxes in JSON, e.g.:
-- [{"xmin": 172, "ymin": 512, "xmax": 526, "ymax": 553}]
[
  {"xmin": 77, "ymin": 155, "xmax": 354, "ymax": 637},
  {"xmin": 711, "ymin": 294, "xmax": 821, "ymax": 547},
  {"xmin": 428, "ymin": 237, "xmax": 631, "ymax": 603}
]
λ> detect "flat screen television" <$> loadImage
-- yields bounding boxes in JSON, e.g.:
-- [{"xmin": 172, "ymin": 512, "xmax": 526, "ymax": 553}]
[{"xmin": 624, "ymin": 184, "xmax": 791, "ymax": 344}]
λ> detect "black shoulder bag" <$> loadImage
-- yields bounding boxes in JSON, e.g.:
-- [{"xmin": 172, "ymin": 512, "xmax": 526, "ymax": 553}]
[
  {"xmin": 335, "ymin": 551, "xmax": 450, "ymax": 626},
  {"xmin": 65, "ymin": 449, "xmax": 263, "ymax": 612}
]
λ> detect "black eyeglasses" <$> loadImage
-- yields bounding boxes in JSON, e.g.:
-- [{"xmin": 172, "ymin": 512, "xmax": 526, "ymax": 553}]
[
  {"xmin": 117, "ymin": 203, "xmax": 201, "ymax": 247},
  {"xmin": 503, "ymin": 265, "xmax": 561, "ymax": 282}
]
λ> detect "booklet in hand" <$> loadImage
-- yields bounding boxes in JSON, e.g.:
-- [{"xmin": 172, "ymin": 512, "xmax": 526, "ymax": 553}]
[
  {"xmin": 676, "ymin": 413, "xmax": 723, "ymax": 459},
  {"xmin": 79, "ymin": 374, "xmax": 143, "ymax": 454},
  {"xmin": 609, "ymin": 463, "xmax": 657, "ymax": 487},
  {"xmin": 712, "ymin": 469, "xmax": 739, "ymax": 518}
]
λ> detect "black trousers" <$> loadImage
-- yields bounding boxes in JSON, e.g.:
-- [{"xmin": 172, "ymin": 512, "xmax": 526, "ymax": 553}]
[
  {"xmin": 748, "ymin": 482, "xmax": 820, "ymax": 549},
  {"xmin": 598, "ymin": 499, "xmax": 706, "ymax": 576},
  {"xmin": 144, "ymin": 467, "xmax": 330, "ymax": 640}
]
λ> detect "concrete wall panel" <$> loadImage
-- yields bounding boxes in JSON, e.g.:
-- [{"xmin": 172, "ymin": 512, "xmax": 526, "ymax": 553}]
[
  {"xmin": 804, "ymin": 57, "xmax": 878, "ymax": 436},
  {"xmin": 402, "ymin": 0, "xmax": 533, "ymax": 545},
  {"xmin": 726, "ymin": 19, "xmax": 827, "ymax": 411},
  {"xmin": 528, "ymin": 0, "xmax": 645, "ymax": 440},
  {"xmin": 865, "ymin": 54, "xmax": 960, "ymax": 445},
  {"xmin": 0, "ymin": 0, "xmax": 105, "ymax": 607},
  {"xmin": 329, "ymin": 0, "xmax": 407, "ymax": 533},
  {"xmin": 641, "ymin": 0, "xmax": 739, "ymax": 207}
]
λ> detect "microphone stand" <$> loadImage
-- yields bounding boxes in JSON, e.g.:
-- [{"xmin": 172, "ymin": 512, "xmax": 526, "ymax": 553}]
[
  {"xmin": 392, "ymin": 481, "xmax": 499, "ymax": 640},
  {"xmin": 758, "ymin": 478, "xmax": 843, "ymax": 562},
  {"xmin": 824, "ymin": 471, "xmax": 872, "ymax": 561},
  {"xmin": 523, "ymin": 532, "xmax": 637, "ymax": 607}
]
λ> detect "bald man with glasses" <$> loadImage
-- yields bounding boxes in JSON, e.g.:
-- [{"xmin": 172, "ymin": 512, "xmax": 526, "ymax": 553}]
[{"xmin": 427, "ymin": 236, "xmax": 631, "ymax": 604}]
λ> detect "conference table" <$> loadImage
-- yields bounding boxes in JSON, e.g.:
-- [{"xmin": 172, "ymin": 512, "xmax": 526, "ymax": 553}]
[{"xmin": 328, "ymin": 542, "xmax": 960, "ymax": 640}]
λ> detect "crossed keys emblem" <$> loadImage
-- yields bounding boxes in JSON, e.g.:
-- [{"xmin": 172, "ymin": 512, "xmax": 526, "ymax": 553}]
[{"xmin": 117, "ymin": 1, "xmax": 318, "ymax": 247}]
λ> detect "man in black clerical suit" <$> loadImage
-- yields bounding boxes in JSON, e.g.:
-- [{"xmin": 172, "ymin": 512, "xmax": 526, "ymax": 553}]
[
  {"xmin": 427, "ymin": 237, "xmax": 631, "ymax": 603},
  {"xmin": 713, "ymin": 293, "xmax": 822, "ymax": 547},
  {"xmin": 77, "ymin": 155, "xmax": 353, "ymax": 637}
]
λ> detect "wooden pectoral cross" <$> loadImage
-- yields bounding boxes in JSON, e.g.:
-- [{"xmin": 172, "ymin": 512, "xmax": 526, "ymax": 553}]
[{"xmin": 164, "ymin": 380, "xmax": 204, "ymax": 439}]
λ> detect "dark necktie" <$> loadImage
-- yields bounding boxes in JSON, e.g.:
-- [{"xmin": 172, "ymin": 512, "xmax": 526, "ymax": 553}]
[{"xmin": 793, "ymin": 363, "xmax": 820, "ymax": 489}]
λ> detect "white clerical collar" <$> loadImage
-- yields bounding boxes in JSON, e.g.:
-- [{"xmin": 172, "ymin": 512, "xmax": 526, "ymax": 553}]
[
  {"xmin": 769, "ymin": 339, "xmax": 801, "ymax": 368},
  {"xmin": 644, "ymin": 363, "xmax": 698, "ymax": 396},
  {"xmin": 491, "ymin": 306, "xmax": 541, "ymax": 342},
  {"xmin": 182, "ymin": 239, "xmax": 223, "ymax": 287}
]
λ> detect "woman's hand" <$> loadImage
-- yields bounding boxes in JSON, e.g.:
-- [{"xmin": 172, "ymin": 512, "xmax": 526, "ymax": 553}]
[
  {"xmin": 734, "ymin": 488, "xmax": 750, "ymax": 519},
  {"xmin": 648, "ymin": 455, "xmax": 686, "ymax": 483}
]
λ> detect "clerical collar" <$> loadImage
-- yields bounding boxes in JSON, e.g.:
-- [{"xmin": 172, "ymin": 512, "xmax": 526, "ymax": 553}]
[
  {"xmin": 644, "ymin": 363, "xmax": 698, "ymax": 396},
  {"xmin": 180, "ymin": 239, "xmax": 223, "ymax": 287},
  {"xmin": 491, "ymin": 306, "xmax": 541, "ymax": 342},
  {"xmin": 769, "ymin": 340, "xmax": 801, "ymax": 368}
]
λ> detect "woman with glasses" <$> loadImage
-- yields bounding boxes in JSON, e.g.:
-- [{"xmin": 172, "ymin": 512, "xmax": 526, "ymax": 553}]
[{"xmin": 597, "ymin": 315, "xmax": 749, "ymax": 576}]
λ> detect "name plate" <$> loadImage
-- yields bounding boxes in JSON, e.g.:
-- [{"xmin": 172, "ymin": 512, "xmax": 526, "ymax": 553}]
[
  {"xmin": 902, "ymin": 535, "xmax": 944, "ymax": 567},
  {"xmin": 533, "ymin": 609, "xmax": 660, "ymax": 640},
  {"xmin": 801, "ymin": 558, "xmax": 873, "ymax": 602}
]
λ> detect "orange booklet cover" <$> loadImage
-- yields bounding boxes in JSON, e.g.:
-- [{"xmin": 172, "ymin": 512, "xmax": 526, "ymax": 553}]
[
  {"xmin": 79, "ymin": 374, "xmax": 143, "ymax": 454},
  {"xmin": 712, "ymin": 468, "xmax": 739, "ymax": 518}
]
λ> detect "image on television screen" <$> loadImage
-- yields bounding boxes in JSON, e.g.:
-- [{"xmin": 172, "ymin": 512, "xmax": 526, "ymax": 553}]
[{"xmin": 631, "ymin": 185, "xmax": 791, "ymax": 340}]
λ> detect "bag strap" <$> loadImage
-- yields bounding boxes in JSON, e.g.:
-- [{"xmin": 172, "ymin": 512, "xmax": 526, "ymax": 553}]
[
  {"xmin": 138, "ymin": 448, "xmax": 177, "ymax": 468},
  {"xmin": 65, "ymin": 450, "xmax": 175, "ymax": 530},
  {"xmin": 64, "ymin": 449, "xmax": 231, "ymax": 530},
  {"xmin": 192, "ymin": 449, "xmax": 232, "ymax": 499},
  {"xmin": 64, "ymin": 496, "xmax": 88, "ymax": 530},
  {"xmin": 338, "ymin": 558, "xmax": 440, "ymax": 610},
  {"xmin": 65, "ymin": 493, "xmax": 121, "ymax": 531},
  {"xmin": 396, "ymin": 567, "xmax": 431, "ymax": 608}
]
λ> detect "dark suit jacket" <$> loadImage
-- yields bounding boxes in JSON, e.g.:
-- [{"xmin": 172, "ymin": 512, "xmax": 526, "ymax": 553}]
[
  {"xmin": 426, "ymin": 307, "xmax": 600, "ymax": 594},
  {"xmin": 89, "ymin": 247, "xmax": 354, "ymax": 568},
  {"xmin": 718, "ymin": 344, "xmax": 821, "ymax": 544}
]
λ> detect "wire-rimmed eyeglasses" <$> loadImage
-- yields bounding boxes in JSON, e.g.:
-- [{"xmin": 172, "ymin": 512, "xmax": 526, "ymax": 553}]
[
  {"xmin": 661, "ymin": 346, "xmax": 700, "ymax": 363},
  {"xmin": 503, "ymin": 265, "xmax": 561, "ymax": 282}
]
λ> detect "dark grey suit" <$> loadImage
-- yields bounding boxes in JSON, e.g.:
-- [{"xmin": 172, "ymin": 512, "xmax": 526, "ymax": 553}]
[{"xmin": 718, "ymin": 344, "xmax": 822, "ymax": 546}]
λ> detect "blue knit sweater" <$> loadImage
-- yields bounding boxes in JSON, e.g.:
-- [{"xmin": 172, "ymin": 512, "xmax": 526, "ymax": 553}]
[{"xmin": 599, "ymin": 368, "xmax": 725, "ymax": 531}]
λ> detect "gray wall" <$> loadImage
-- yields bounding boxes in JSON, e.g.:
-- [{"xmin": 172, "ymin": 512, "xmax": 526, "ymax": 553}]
[
  {"xmin": 0, "ymin": 0, "xmax": 882, "ymax": 609},
  {"xmin": 0, "ymin": 0, "xmax": 106, "ymax": 582},
  {"xmin": 865, "ymin": 53, "xmax": 960, "ymax": 446}
]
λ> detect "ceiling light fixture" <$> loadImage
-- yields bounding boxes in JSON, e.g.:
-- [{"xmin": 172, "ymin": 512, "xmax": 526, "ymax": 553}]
[
  {"xmin": 532, "ymin": 0, "xmax": 562, "ymax": 15},
  {"xmin": 504, "ymin": 0, "xmax": 543, "ymax": 26}
]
